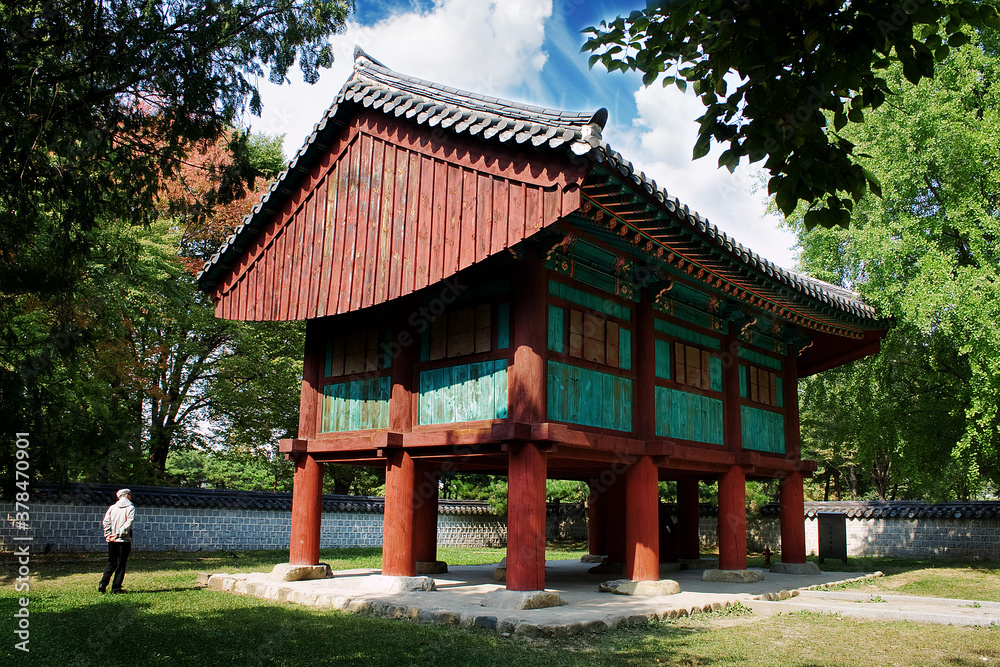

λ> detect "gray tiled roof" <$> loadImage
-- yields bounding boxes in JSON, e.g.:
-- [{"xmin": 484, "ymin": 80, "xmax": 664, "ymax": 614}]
[
  {"xmin": 197, "ymin": 48, "xmax": 878, "ymax": 325},
  {"xmin": 762, "ymin": 500, "xmax": 1000, "ymax": 520},
  {"xmin": 31, "ymin": 482, "xmax": 498, "ymax": 515}
]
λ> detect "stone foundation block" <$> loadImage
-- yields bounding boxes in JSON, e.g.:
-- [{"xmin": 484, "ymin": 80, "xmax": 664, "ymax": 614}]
[
  {"xmin": 267, "ymin": 563, "xmax": 332, "ymax": 582},
  {"xmin": 360, "ymin": 574, "xmax": 436, "ymax": 594},
  {"xmin": 416, "ymin": 560, "xmax": 449, "ymax": 575},
  {"xmin": 480, "ymin": 588, "xmax": 565, "ymax": 610},
  {"xmin": 701, "ymin": 568, "xmax": 765, "ymax": 583},
  {"xmin": 598, "ymin": 579, "xmax": 681, "ymax": 597},
  {"xmin": 770, "ymin": 561, "xmax": 822, "ymax": 575}
]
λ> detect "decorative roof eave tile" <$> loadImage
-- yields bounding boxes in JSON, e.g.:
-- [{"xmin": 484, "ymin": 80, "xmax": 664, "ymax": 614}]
[{"xmin": 196, "ymin": 49, "xmax": 884, "ymax": 331}]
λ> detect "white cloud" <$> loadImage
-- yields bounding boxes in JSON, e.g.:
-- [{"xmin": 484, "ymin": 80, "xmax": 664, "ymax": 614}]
[
  {"xmin": 603, "ymin": 84, "xmax": 799, "ymax": 269},
  {"xmin": 253, "ymin": 0, "xmax": 553, "ymax": 157}
]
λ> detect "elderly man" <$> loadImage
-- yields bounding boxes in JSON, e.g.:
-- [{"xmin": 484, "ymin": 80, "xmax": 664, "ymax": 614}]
[{"xmin": 98, "ymin": 488, "xmax": 135, "ymax": 594}]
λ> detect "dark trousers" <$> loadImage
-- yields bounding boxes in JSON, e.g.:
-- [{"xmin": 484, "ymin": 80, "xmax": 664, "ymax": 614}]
[{"xmin": 99, "ymin": 541, "xmax": 131, "ymax": 591}]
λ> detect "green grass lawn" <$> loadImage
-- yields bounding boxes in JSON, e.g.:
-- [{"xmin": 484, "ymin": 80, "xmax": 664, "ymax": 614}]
[{"xmin": 2, "ymin": 548, "xmax": 999, "ymax": 666}]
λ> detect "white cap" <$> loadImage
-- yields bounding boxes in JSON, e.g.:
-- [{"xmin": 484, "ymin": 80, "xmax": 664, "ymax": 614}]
[{"xmin": 117, "ymin": 488, "xmax": 131, "ymax": 498}]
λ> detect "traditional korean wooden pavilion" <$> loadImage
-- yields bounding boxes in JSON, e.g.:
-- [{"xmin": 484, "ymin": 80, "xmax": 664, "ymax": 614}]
[{"xmin": 198, "ymin": 48, "xmax": 887, "ymax": 592}]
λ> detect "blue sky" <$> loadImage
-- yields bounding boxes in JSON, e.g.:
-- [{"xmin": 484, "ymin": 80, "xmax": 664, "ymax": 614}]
[{"xmin": 252, "ymin": 0, "xmax": 798, "ymax": 268}]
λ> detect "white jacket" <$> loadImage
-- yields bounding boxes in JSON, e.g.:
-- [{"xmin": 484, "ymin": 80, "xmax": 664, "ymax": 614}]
[{"xmin": 102, "ymin": 497, "xmax": 135, "ymax": 542}]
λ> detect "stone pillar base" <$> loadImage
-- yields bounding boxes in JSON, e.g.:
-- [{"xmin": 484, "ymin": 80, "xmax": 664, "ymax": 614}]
[
  {"xmin": 770, "ymin": 561, "xmax": 821, "ymax": 575},
  {"xmin": 481, "ymin": 589, "xmax": 564, "ymax": 610},
  {"xmin": 701, "ymin": 569, "xmax": 765, "ymax": 583},
  {"xmin": 598, "ymin": 579, "xmax": 681, "ymax": 596},
  {"xmin": 416, "ymin": 560, "xmax": 449, "ymax": 575},
  {"xmin": 361, "ymin": 574, "xmax": 436, "ymax": 594},
  {"xmin": 267, "ymin": 563, "xmax": 332, "ymax": 582}
]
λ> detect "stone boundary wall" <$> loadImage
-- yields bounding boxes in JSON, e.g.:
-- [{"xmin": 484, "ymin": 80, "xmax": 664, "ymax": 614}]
[
  {"xmin": 4, "ymin": 485, "xmax": 996, "ymax": 560},
  {"xmin": 0, "ymin": 483, "xmax": 583, "ymax": 553}
]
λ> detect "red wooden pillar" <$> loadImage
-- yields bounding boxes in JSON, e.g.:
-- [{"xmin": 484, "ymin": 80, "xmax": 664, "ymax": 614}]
[
  {"xmin": 290, "ymin": 454, "xmax": 324, "ymax": 564},
  {"xmin": 676, "ymin": 477, "xmax": 701, "ymax": 560},
  {"xmin": 505, "ymin": 248, "xmax": 548, "ymax": 591},
  {"xmin": 606, "ymin": 472, "xmax": 627, "ymax": 565},
  {"xmin": 717, "ymin": 465, "xmax": 747, "ymax": 570},
  {"xmin": 779, "ymin": 471, "xmax": 807, "ymax": 563},
  {"xmin": 383, "ymin": 450, "xmax": 417, "ymax": 576},
  {"xmin": 289, "ymin": 319, "xmax": 324, "ymax": 564},
  {"xmin": 780, "ymin": 356, "xmax": 806, "ymax": 563},
  {"xmin": 507, "ymin": 442, "xmax": 547, "ymax": 591},
  {"xmin": 587, "ymin": 489, "xmax": 608, "ymax": 556},
  {"xmin": 626, "ymin": 455, "xmax": 659, "ymax": 581},
  {"xmin": 718, "ymin": 327, "xmax": 747, "ymax": 570},
  {"xmin": 413, "ymin": 462, "xmax": 439, "ymax": 564}
]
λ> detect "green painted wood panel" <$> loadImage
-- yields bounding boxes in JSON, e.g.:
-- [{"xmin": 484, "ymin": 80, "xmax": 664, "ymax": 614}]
[
  {"xmin": 325, "ymin": 340, "xmax": 333, "ymax": 377},
  {"xmin": 710, "ymin": 356, "xmax": 723, "ymax": 392},
  {"xmin": 320, "ymin": 376, "xmax": 391, "ymax": 433},
  {"xmin": 548, "ymin": 305, "xmax": 564, "ymax": 353},
  {"xmin": 739, "ymin": 365, "xmax": 748, "ymax": 398},
  {"xmin": 497, "ymin": 302, "xmax": 510, "ymax": 349},
  {"xmin": 619, "ymin": 328, "xmax": 632, "ymax": 370},
  {"xmin": 418, "ymin": 359, "xmax": 509, "ymax": 425},
  {"xmin": 548, "ymin": 280, "xmax": 632, "ymax": 321},
  {"xmin": 655, "ymin": 386, "xmax": 723, "ymax": 445},
  {"xmin": 741, "ymin": 405, "xmax": 786, "ymax": 454},
  {"xmin": 738, "ymin": 347, "xmax": 782, "ymax": 370},
  {"xmin": 655, "ymin": 338, "xmax": 671, "ymax": 379},
  {"xmin": 654, "ymin": 318, "xmax": 722, "ymax": 351},
  {"xmin": 547, "ymin": 361, "xmax": 632, "ymax": 432},
  {"xmin": 775, "ymin": 377, "xmax": 783, "ymax": 408}
]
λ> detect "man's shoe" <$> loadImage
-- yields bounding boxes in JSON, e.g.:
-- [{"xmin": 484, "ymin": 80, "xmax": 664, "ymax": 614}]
[{"xmin": 98, "ymin": 585, "xmax": 106, "ymax": 593}]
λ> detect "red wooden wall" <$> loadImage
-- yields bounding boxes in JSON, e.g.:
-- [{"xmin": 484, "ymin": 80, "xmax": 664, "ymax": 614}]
[{"xmin": 210, "ymin": 111, "xmax": 590, "ymax": 321}]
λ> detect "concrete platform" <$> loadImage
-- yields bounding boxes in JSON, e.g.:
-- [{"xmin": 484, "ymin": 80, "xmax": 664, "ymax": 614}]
[{"xmin": 206, "ymin": 559, "xmax": 878, "ymax": 637}]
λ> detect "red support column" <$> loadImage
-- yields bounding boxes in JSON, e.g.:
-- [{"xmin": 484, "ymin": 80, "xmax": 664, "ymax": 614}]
[
  {"xmin": 383, "ymin": 451, "xmax": 417, "ymax": 576},
  {"xmin": 289, "ymin": 454, "xmax": 324, "ymax": 565},
  {"xmin": 779, "ymin": 471, "xmax": 807, "ymax": 563},
  {"xmin": 717, "ymin": 465, "xmax": 747, "ymax": 571},
  {"xmin": 676, "ymin": 477, "xmax": 701, "ymax": 560},
  {"xmin": 626, "ymin": 455, "xmax": 660, "ymax": 581},
  {"xmin": 780, "ymin": 355, "xmax": 806, "ymax": 563},
  {"xmin": 606, "ymin": 472, "xmax": 627, "ymax": 566},
  {"xmin": 506, "ymin": 442, "xmax": 548, "ymax": 591},
  {"xmin": 289, "ymin": 319, "xmax": 324, "ymax": 565},
  {"xmin": 587, "ymin": 489, "xmax": 608, "ymax": 556},
  {"xmin": 412, "ymin": 463, "xmax": 439, "ymax": 564}
]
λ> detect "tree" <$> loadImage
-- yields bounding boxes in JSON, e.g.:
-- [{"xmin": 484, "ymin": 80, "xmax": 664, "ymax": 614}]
[
  {"xmin": 582, "ymin": 0, "xmax": 999, "ymax": 228},
  {"xmin": 788, "ymin": 29, "xmax": 1000, "ymax": 499},
  {"xmin": 1, "ymin": 1, "xmax": 351, "ymax": 485}
]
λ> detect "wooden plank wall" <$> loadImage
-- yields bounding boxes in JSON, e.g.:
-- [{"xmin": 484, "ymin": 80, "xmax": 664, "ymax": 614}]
[
  {"xmin": 320, "ymin": 376, "xmax": 391, "ymax": 432},
  {"xmin": 546, "ymin": 360, "xmax": 633, "ymax": 432},
  {"xmin": 740, "ymin": 405, "xmax": 786, "ymax": 454},
  {"xmin": 212, "ymin": 112, "xmax": 588, "ymax": 321},
  {"xmin": 654, "ymin": 385, "xmax": 724, "ymax": 445},
  {"xmin": 417, "ymin": 359, "xmax": 509, "ymax": 425}
]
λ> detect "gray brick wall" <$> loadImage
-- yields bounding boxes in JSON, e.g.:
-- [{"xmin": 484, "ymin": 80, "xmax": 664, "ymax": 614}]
[
  {"xmin": 1, "ymin": 501, "xmax": 514, "ymax": 553},
  {"xmin": 6, "ymin": 498, "xmax": 998, "ymax": 560}
]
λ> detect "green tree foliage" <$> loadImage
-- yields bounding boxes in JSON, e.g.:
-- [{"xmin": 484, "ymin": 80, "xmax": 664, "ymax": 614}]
[
  {"xmin": 582, "ymin": 0, "xmax": 999, "ymax": 227},
  {"xmin": 1, "ymin": 1, "xmax": 352, "ymax": 490},
  {"xmin": 789, "ymin": 29, "xmax": 1000, "ymax": 499}
]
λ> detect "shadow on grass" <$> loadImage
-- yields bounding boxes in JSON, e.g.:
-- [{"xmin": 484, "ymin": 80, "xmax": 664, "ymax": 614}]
[{"xmin": 8, "ymin": 592, "xmax": 611, "ymax": 667}]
